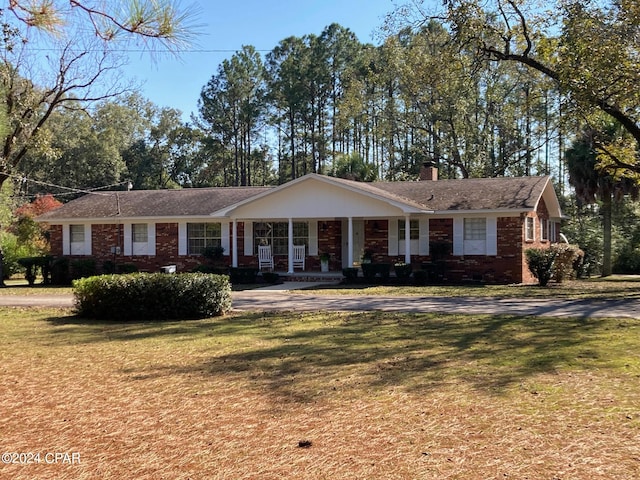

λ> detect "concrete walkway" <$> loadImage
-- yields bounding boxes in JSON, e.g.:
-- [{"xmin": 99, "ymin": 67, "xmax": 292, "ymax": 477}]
[{"xmin": 2, "ymin": 281, "xmax": 639, "ymax": 319}]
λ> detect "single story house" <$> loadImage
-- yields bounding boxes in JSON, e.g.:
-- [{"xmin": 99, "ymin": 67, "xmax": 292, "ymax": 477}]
[{"xmin": 36, "ymin": 165, "xmax": 565, "ymax": 284}]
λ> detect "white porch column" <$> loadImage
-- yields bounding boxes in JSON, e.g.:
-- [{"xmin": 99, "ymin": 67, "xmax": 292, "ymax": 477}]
[
  {"xmin": 348, "ymin": 216, "xmax": 354, "ymax": 267},
  {"xmin": 232, "ymin": 219, "xmax": 238, "ymax": 268},
  {"xmin": 287, "ymin": 218, "xmax": 294, "ymax": 273},
  {"xmin": 404, "ymin": 216, "xmax": 411, "ymax": 264}
]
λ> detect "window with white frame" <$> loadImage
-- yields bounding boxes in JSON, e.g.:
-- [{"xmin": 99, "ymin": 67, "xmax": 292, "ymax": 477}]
[
  {"xmin": 398, "ymin": 219, "xmax": 419, "ymax": 254},
  {"xmin": 187, "ymin": 223, "xmax": 222, "ymax": 255},
  {"xmin": 463, "ymin": 218, "xmax": 486, "ymax": 255},
  {"xmin": 550, "ymin": 221, "xmax": 557, "ymax": 242},
  {"xmin": 254, "ymin": 221, "xmax": 308, "ymax": 255},
  {"xmin": 540, "ymin": 218, "xmax": 549, "ymax": 241},
  {"xmin": 525, "ymin": 217, "xmax": 535, "ymax": 241},
  {"xmin": 132, "ymin": 223, "xmax": 149, "ymax": 255},
  {"xmin": 70, "ymin": 224, "xmax": 84, "ymax": 243},
  {"xmin": 70, "ymin": 224, "xmax": 86, "ymax": 255}
]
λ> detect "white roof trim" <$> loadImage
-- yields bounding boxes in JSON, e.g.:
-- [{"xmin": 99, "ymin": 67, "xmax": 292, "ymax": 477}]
[{"xmin": 210, "ymin": 173, "xmax": 432, "ymax": 217}]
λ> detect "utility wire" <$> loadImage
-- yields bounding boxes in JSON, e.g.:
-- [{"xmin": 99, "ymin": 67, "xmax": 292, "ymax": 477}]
[{"xmin": 6, "ymin": 172, "xmax": 131, "ymax": 198}]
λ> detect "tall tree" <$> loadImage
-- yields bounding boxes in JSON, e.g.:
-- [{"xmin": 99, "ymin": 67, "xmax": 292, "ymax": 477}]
[
  {"xmin": 565, "ymin": 121, "xmax": 639, "ymax": 276},
  {"xmin": 0, "ymin": 1, "xmax": 196, "ymax": 190},
  {"xmin": 266, "ymin": 36, "xmax": 309, "ymax": 180},
  {"xmin": 7, "ymin": 0, "xmax": 195, "ymax": 50},
  {"xmin": 199, "ymin": 46, "xmax": 266, "ymax": 186},
  {"xmin": 320, "ymin": 23, "xmax": 361, "ymax": 169},
  {"xmin": 402, "ymin": 0, "xmax": 640, "ymax": 176}
]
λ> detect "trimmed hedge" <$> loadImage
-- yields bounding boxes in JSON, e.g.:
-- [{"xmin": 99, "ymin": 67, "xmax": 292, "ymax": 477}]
[{"xmin": 73, "ymin": 273, "xmax": 232, "ymax": 321}]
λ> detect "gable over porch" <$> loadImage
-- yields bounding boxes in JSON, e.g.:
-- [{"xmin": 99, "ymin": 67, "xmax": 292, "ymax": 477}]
[{"xmin": 213, "ymin": 174, "xmax": 429, "ymax": 273}]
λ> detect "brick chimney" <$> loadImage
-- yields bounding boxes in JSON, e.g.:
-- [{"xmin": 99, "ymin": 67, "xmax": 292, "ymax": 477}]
[{"xmin": 419, "ymin": 161, "xmax": 438, "ymax": 181}]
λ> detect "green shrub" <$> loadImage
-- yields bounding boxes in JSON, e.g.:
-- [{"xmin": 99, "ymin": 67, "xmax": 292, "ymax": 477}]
[
  {"xmin": 71, "ymin": 258, "xmax": 97, "ymax": 280},
  {"xmin": 17, "ymin": 256, "xmax": 49, "ymax": 286},
  {"xmin": 73, "ymin": 273, "xmax": 232, "ymax": 321},
  {"xmin": 50, "ymin": 257, "xmax": 70, "ymax": 285},
  {"xmin": 102, "ymin": 260, "xmax": 117, "ymax": 274},
  {"xmin": 0, "ymin": 231, "xmax": 34, "ymax": 279},
  {"xmin": 525, "ymin": 248, "xmax": 557, "ymax": 286},
  {"xmin": 193, "ymin": 264, "xmax": 228, "ymax": 274},
  {"xmin": 413, "ymin": 269, "xmax": 428, "ymax": 285},
  {"xmin": 394, "ymin": 263, "xmax": 412, "ymax": 280},
  {"xmin": 202, "ymin": 245, "xmax": 225, "ymax": 262},
  {"xmin": 614, "ymin": 245, "xmax": 640, "ymax": 274},
  {"xmin": 361, "ymin": 263, "xmax": 391, "ymax": 281},
  {"xmin": 551, "ymin": 244, "xmax": 584, "ymax": 282},
  {"xmin": 262, "ymin": 271, "xmax": 280, "ymax": 284},
  {"xmin": 117, "ymin": 263, "xmax": 139, "ymax": 274},
  {"xmin": 342, "ymin": 267, "xmax": 358, "ymax": 283},
  {"xmin": 229, "ymin": 267, "xmax": 258, "ymax": 284}
]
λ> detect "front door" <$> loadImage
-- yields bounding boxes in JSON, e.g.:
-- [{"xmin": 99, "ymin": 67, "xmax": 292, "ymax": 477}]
[{"xmin": 342, "ymin": 219, "xmax": 364, "ymax": 268}]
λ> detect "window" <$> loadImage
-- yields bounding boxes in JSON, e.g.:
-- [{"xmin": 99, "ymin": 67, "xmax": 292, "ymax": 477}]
[
  {"xmin": 254, "ymin": 221, "xmax": 308, "ymax": 255},
  {"xmin": 540, "ymin": 218, "xmax": 549, "ymax": 241},
  {"xmin": 187, "ymin": 223, "xmax": 222, "ymax": 255},
  {"xmin": 463, "ymin": 218, "xmax": 486, "ymax": 255},
  {"xmin": 69, "ymin": 224, "xmax": 87, "ymax": 255},
  {"xmin": 464, "ymin": 218, "xmax": 486, "ymax": 240},
  {"xmin": 70, "ymin": 225, "xmax": 85, "ymax": 243},
  {"xmin": 525, "ymin": 217, "xmax": 535, "ymax": 241},
  {"xmin": 550, "ymin": 221, "xmax": 557, "ymax": 242},
  {"xmin": 398, "ymin": 219, "xmax": 419, "ymax": 241},
  {"xmin": 398, "ymin": 219, "xmax": 419, "ymax": 255},
  {"xmin": 454, "ymin": 217, "xmax": 496, "ymax": 256},
  {"xmin": 132, "ymin": 223, "xmax": 149, "ymax": 255},
  {"xmin": 132, "ymin": 224, "xmax": 148, "ymax": 243}
]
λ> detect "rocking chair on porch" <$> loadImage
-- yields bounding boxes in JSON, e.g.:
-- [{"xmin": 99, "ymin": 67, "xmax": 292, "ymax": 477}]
[
  {"xmin": 292, "ymin": 244, "xmax": 305, "ymax": 270},
  {"xmin": 258, "ymin": 245, "xmax": 274, "ymax": 270}
]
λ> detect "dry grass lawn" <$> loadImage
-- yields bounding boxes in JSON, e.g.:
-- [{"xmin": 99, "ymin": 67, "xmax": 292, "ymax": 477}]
[{"xmin": 1, "ymin": 307, "xmax": 639, "ymax": 479}]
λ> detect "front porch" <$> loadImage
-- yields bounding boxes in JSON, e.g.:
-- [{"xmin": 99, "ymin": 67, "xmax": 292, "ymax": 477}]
[{"xmin": 230, "ymin": 217, "xmax": 420, "ymax": 273}]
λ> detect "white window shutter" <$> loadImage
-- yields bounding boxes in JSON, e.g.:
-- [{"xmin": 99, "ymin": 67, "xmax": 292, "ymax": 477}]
[
  {"xmin": 62, "ymin": 225, "xmax": 70, "ymax": 255},
  {"xmin": 123, "ymin": 224, "xmax": 132, "ymax": 256},
  {"xmin": 309, "ymin": 221, "xmax": 318, "ymax": 256},
  {"xmin": 388, "ymin": 219, "xmax": 398, "ymax": 256},
  {"xmin": 453, "ymin": 218, "xmax": 464, "ymax": 256},
  {"xmin": 419, "ymin": 218, "xmax": 429, "ymax": 255},
  {"xmin": 244, "ymin": 221, "xmax": 253, "ymax": 256},
  {"xmin": 486, "ymin": 217, "xmax": 497, "ymax": 255},
  {"xmin": 148, "ymin": 223, "xmax": 156, "ymax": 256},
  {"xmin": 220, "ymin": 221, "xmax": 230, "ymax": 256},
  {"xmin": 178, "ymin": 222, "xmax": 187, "ymax": 255},
  {"xmin": 84, "ymin": 224, "xmax": 92, "ymax": 255}
]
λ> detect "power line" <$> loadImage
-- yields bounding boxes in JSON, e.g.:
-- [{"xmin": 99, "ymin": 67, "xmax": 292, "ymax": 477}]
[
  {"xmin": 6, "ymin": 172, "xmax": 131, "ymax": 198},
  {"xmin": 23, "ymin": 46, "xmax": 273, "ymax": 54}
]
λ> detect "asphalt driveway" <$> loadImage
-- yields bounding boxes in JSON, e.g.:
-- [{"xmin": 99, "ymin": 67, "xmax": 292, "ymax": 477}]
[{"xmin": 1, "ymin": 282, "xmax": 639, "ymax": 319}]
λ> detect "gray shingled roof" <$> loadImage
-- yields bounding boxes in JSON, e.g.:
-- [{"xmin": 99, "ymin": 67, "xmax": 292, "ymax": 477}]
[
  {"xmin": 37, "ymin": 175, "xmax": 551, "ymax": 221},
  {"xmin": 37, "ymin": 186, "xmax": 273, "ymax": 220},
  {"xmin": 370, "ymin": 176, "xmax": 550, "ymax": 212}
]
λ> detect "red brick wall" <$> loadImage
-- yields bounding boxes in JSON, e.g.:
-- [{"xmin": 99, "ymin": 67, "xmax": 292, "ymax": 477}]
[
  {"xmin": 48, "ymin": 225, "xmax": 63, "ymax": 256},
  {"xmin": 316, "ymin": 220, "xmax": 342, "ymax": 271},
  {"xmin": 44, "ymin": 208, "xmax": 555, "ymax": 283},
  {"xmin": 46, "ymin": 223, "xmax": 221, "ymax": 274},
  {"xmin": 357, "ymin": 216, "xmax": 534, "ymax": 284}
]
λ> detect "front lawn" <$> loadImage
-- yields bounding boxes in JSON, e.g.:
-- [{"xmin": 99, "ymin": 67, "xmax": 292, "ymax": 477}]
[{"xmin": 1, "ymin": 307, "xmax": 638, "ymax": 479}]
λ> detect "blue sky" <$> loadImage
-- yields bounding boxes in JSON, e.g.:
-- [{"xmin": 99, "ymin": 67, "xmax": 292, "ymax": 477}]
[{"xmin": 122, "ymin": 0, "xmax": 397, "ymax": 121}]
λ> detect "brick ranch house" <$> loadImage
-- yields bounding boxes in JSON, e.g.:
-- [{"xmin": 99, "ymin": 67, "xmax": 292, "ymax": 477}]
[{"xmin": 36, "ymin": 167, "xmax": 565, "ymax": 284}]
